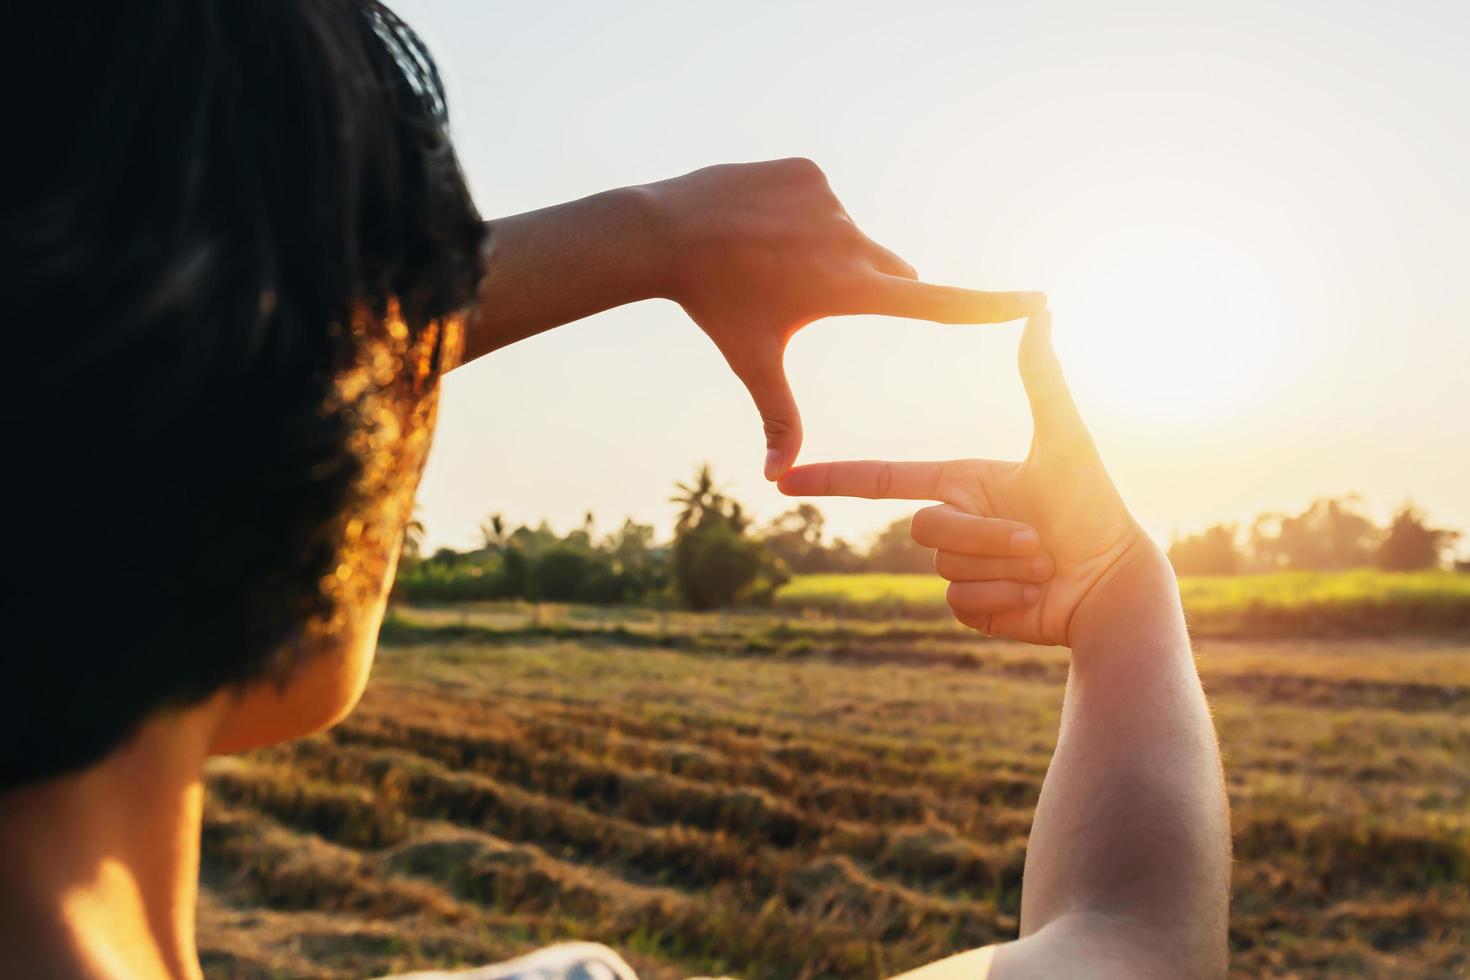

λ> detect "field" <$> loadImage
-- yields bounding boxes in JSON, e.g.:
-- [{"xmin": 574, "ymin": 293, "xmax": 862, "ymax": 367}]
[
  {"xmin": 778, "ymin": 570, "xmax": 1470, "ymax": 637},
  {"xmin": 197, "ymin": 605, "xmax": 1470, "ymax": 979}
]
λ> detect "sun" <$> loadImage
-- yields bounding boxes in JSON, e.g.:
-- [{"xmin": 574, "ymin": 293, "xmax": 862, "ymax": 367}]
[{"xmin": 1057, "ymin": 248, "xmax": 1281, "ymax": 424}]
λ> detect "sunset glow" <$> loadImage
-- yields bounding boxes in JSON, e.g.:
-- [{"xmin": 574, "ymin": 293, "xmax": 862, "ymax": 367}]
[
  {"xmin": 401, "ymin": 0, "xmax": 1470, "ymax": 554},
  {"xmin": 1062, "ymin": 249, "xmax": 1281, "ymax": 424}
]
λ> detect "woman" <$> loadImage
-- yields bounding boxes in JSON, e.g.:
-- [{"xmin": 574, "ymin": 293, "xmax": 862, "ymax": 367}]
[{"xmin": 1, "ymin": 2, "xmax": 1228, "ymax": 977}]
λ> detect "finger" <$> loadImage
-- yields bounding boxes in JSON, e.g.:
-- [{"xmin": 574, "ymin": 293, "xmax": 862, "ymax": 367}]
[
  {"xmin": 934, "ymin": 551, "xmax": 1055, "ymax": 583},
  {"xmin": 947, "ymin": 580, "xmax": 1041, "ymax": 621},
  {"xmin": 733, "ymin": 345, "xmax": 803, "ymax": 481},
  {"xmin": 1019, "ymin": 309, "xmax": 1092, "ymax": 449},
  {"xmin": 863, "ymin": 276, "xmax": 1046, "ymax": 324},
  {"xmin": 864, "ymin": 239, "xmax": 918, "ymax": 280},
  {"xmin": 911, "ymin": 504, "xmax": 1039, "ymax": 556},
  {"xmin": 777, "ymin": 460, "xmax": 952, "ymax": 500}
]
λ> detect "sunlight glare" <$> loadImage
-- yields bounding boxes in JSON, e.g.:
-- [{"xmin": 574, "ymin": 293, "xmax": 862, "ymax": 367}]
[{"xmin": 1059, "ymin": 250, "xmax": 1280, "ymax": 425}]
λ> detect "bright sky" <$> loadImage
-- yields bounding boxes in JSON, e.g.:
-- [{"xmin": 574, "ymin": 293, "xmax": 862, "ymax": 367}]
[{"xmin": 398, "ymin": 0, "xmax": 1470, "ymax": 555}]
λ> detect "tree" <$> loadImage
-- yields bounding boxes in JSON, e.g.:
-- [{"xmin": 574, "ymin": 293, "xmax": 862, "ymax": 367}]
[
  {"xmin": 865, "ymin": 516, "xmax": 932, "ymax": 573},
  {"xmin": 1377, "ymin": 503, "xmax": 1459, "ymax": 571},
  {"xmin": 401, "ymin": 514, "xmax": 426, "ymax": 563},
  {"xmin": 763, "ymin": 503, "xmax": 829, "ymax": 573},
  {"xmin": 479, "ymin": 513, "xmax": 508, "ymax": 553},
  {"xmin": 1249, "ymin": 496, "xmax": 1381, "ymax": 571},
  {"xmin": 670, "ymin": 465, "xmax": 783, "ymax": 608},
  {"xmin": 563, "ymin": 511, "xmax": 596, "ymax": 551},
  {"xmin": 1168, "ymin": 524, "xmax": 1242, "ymax": 576},
  {"xmin": 529, "ymin": 546, "xmax": 603, "ymax": 601},
  {"xmin": 673, "ymin": 520, "xmax": 767, "ymax": 610},
  {"xmin": 605, "ymin": 518, "xmax": 668, "ymax": 599},
  {"xmin": 671, "ymin": 464, "xmax": 726, "ymax": 533}
]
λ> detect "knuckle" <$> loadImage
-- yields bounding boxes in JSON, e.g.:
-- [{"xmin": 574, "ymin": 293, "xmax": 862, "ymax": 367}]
[
  {"xmin": 761, "ymin": 414, "xmax": 796, "ymax": 440},
  {"xmin": 875, "ymin": 462, "xmax": 894, "ymax": 499}
]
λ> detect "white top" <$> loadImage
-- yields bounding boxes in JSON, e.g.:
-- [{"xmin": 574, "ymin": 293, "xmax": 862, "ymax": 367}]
[{"xmin": 384, "ymin": 941, "xmax": 996, "ymax": 980}]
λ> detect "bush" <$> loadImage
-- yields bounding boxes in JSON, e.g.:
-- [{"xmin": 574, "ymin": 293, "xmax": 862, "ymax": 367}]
[{"xmin": 673, "ymin": 521, "xmax": 768, "ymax": 611}]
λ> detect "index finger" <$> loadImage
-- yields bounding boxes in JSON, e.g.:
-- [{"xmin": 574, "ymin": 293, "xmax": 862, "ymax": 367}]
[
  {"xmin": 863, "ymin": 276, "xmax": 1046, "ymax": 324},
  {"xmin": 777, "ymin": 460, "xmax": 950, "ymax": 500}
]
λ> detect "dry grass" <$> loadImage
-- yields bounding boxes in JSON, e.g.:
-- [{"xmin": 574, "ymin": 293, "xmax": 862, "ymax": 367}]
[{"xmin": 199, "ymin": 616, "xmax": 1470, "ymax": 979}]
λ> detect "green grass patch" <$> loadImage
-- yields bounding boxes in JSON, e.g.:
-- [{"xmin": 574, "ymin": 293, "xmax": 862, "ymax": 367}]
[{"xmin": 776, "ymin": 570, "xmax": 1470, "ymax": 637}]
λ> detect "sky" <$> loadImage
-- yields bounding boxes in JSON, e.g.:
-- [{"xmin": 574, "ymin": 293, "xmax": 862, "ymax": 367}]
[{"xmin": 394, "ymin": 0, "xmax": 1470, "ymax": 556}]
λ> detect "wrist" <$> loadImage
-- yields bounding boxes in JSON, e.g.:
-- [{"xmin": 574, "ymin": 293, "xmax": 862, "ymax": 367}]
[
  {"xmin": 598, "ymin": 183, "xmax": 670, "ymax": 304},
  {"xmin": 624, "ymin": 180, "xmax": 683, "ymax": 302},
  {"xmin": 1068, "ymin": 537, "xmax": 1186, "ymax": 657}
]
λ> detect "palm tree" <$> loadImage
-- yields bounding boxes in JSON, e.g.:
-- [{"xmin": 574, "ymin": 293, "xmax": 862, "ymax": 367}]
[
  {"xmin": 402, "ymin": 512, "xmax": 426, "ymax": 561},
  {"xmin": 670, "ymin": 464, "xmax": 728, "ymax": 533},
  {"xmin": 479, "ymin": 512, "xmax": 508, "ymax": 553}
]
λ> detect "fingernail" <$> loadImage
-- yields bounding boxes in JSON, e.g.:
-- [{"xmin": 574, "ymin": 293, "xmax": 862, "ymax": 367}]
[
  {"xmin": 764, "ymin": 448, "xmax": 784, "ymax": 481},
  {"xmin": 1010, "ymin": 529, "xmax": 1038, "ymax": 554},
  {"xmin": 1022, "ymin": 585, "xmax": 1041, "ymax": 603},
  {"xmin": 1032, "ymin": 555, "xmax": 1053, "ymax": 578}
]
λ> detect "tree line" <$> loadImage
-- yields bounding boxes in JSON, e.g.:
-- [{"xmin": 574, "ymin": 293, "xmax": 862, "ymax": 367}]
[
  {"xmin": 399, "ymin": 473, "xmax": 1466, "ymax": 608},
  {"xmin": 1167, "ymin": 497, "xmax": 1462, "ymax": 575},
  {"xmin": 399, "ymin": 464, "xmax": 931, "ymax": 609}
]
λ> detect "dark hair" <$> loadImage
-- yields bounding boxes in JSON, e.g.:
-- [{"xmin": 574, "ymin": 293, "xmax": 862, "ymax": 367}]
[{"xmin": 1, "ymin": 1, "xmax": 485, "ymax": 788}]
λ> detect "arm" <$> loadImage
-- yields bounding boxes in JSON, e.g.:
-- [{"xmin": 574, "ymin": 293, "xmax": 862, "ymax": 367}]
[
  {"xmin": 777, "ymin": 311, "xmax": 1231, "ymax": 978},
  {"xmin": 461, "ymin": 159, "xmax": 1045, "ymax": 479},
  {"xmin": 464, "ymin": 186, "xmax": 664, "ymax": 360},
  {"xmin": 996, "ymin": 556, "xmax": 1229, "ymax": 978}
]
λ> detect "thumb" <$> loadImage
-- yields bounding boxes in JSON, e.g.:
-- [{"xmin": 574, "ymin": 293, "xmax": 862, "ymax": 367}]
[
  {"xmin": 733, "ymin": 343, "xmax": 803, "ymax": 481},
  {"xmin": 1018, "ymin": 309, "xmax": 1092, "ymax": 451}
]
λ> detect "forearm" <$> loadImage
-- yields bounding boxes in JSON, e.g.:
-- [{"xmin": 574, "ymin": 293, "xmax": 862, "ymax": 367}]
[
  {"xmin": 461, "ymin": 185, "xmax": 666, "ymax": 363},
  {"xmin": 1014, "ymin": 550, "xmax": 1230, "ymax": 975}
]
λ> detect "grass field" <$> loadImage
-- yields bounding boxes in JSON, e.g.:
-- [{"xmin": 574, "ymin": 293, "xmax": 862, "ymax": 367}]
[
  {"xmin": 196, "ymin": 609, "xmax": 1470, "ymax": 979},
  {"xmin": 777, "ymin": 570, "xmax": 1470, "ymax": 637}
]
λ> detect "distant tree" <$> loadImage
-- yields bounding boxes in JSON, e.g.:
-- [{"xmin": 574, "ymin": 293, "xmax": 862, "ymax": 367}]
[
  {"xmin": 605, "ymin": 518, "xmax": 669, "ymax": 599},
  {"xmin": 606, "ymin": 518, "xmax": 657, "ymax": 569},
  {"xmin": 401, "ymin": 514, "xmax": 426, "ymax": 562},
  {"xmin": 479, "ymin": 513, "xmax": 508, "ymax": 553},
  {"xmin": 507, "ymin": 520, "xmax": 562, "ymax": 556},
  {"xmin": 673, "ymin": 520, "xmax": 768, "ymax": 610},
  {"xmin": 763, "ymin": 503, "xmax": 831, "ymax": 573},
  {"xmin": 825, "ymin": 537, "xmax": 863, "ymax": 573},
  {"xmin": 1249, "ymin": 496, "xmax": 1382, "ymax": 571},
  {"xmin": 671, "ymin": 464, "xmax": 727, "ymax": 533},
  {"xmin": 502, "ymin": 543, "xmax": 532, "ymax": 599},
  {"xmin": 562, "ymin": 511, "xmax": 596, "ymax": 551},
  {"xmin": 670, "ymin": 465, "xmax": 783, "ymax": 608},
  {"xmin": 1168, "ymin": 524, "xmax": 1242, "ymax": 576},
  {"xmin": 428, "ymin": 546, "xmax": 462, "ymax": 566},
  {"xmin": 529, "ymin": 546, "xmax": 600, "ymax": 601},
  {"xmin": 1377, "ymin": 503, "xmax": 1459, "ymax": 571},
  {"xmin": 865, "ymin": 516, "xmax": 932, "ymax": 573}
]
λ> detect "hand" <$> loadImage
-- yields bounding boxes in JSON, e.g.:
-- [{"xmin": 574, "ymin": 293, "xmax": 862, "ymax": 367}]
[
  {"xmin": 776, "ymin": 310, "xmax": 1169, "ymax": 647},
  {"xmin": 643, "ymin": 159, "xmax": 1045, "ymax": 480}
]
